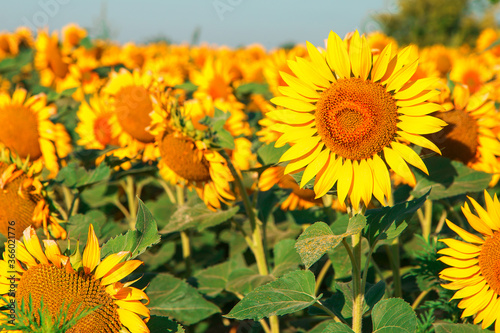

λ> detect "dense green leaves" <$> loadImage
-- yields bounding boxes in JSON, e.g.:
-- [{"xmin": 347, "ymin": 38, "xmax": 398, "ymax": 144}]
[
  {"xmin": 322, "ymin": 322, "xmax": 355, "ymax": 333},
  {"xmin": 55, "ymin": 162, "xmax": 111, "ymax": 189},
  {"xmin": 272, "ymin": 239, "xmax": 302, "ymax": 277},
  {"xmin": 433, "ymin": 323, "xmax": 492, "ymax": 332},
  {"xmin": 161, "ymin": 203, "xmax": 239, "ymax": 233},
  {"xmin": 412, "ymin": 156, "xmax": 491, "ymax": 200},
  {"xmin": 100, "ymin": 199, "xmax": 161, "ymax": 259},
  {"xmin": 147, "ymin": 316, "xmax": 184, "ymax": 333},
  {"xmin": 147, "ymin": 274, "xmax": 220, "ymax": 325},
  {"xmin": 364, "ymin": 192, "xmax": 429, "ymax": 247},
  {"xmin": 295, "ymin": 215, "xmax": 366, "ymax": 269},
  {"xmin": 226, "ymin": 270, "xmax": 318, "ymax": 320},
  {"xmin": 372, "ymin": 298, "xmax": 417, "ymax": 333}
]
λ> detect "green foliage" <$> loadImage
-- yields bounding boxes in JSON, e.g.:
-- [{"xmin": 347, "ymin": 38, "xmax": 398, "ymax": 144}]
[
  {"xmin": 100, "ymin": 199, "xmax": 161, "ymax": 259},
  {"xmin": 147, "ymin": 315, "xmax": 185, "ymax": 333},
  {"xmin": 364, "ymin": 191, "xmax": 429, "ymax": 247},
  {"xmin": 371, "ymin": 298, "xmax": 417, "ymax": 332},
  {"xmin": 411, "ymin": 156, "xmax": 492, "ymax": 200},
  {"xmin": 226, "ymin": 270, "xmax": 318, "ymax": 320},
  {"xmin": 295, "ymin": 215, "xmax": 366, "ymax": 269},
  {"xmin": 433, "ymin": 323, "xmax": 492, "ymax": 332},
  {"xmin": 147, "ymin": 273, "xmax": 220, "ymax": 325},
  {"xmin": 257, "ymin": 142, "xmax": 290, "ymax": 166},
  {"xmin": 372, "ymin": 0, "xmax": 494, "ymax": 47},
  {"xmin": 55, "ymin": 162, "xmax": 111, "ymax": 190},
  {"xmin": 161, "ymin": 201, "xmax": 239, "ymax": 233}
]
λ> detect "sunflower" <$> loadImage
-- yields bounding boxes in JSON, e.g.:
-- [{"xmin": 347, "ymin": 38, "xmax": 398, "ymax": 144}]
[
  {"xmin": 34, "ymin": 30, "xmax": 72, "ymax": 89},
  {"xmin": 149, "ymin": 94, "xmax": 235, "ymax": 211},
  {"xmin": 438, "ymin": 191, "xmax": 500, "ymax": 331},
  {"xmin": 268, "ymin": 30, "xmax": 446, "ymax": 210},
  {"xmin": 259, "ymin": 166, "xmax": 322, "ymax": 210},
  {"xmin": 103, "ymin": 68, "xmax": 159, "ymax": 162},
  {"xmin": 449, "ymin": 55, "xmax": 492, "ymax": 95},
  {"xmin": 427, "ymin": 84, "xmax": 500, "ymax": 186},
  {"xmin": 61, "ymin": 23, "xmax": 87, "ymax": 51},
  {"xmin": 0, "ymin": 152, "xmax": 65, "ymax": 239},
  {"xmin": 0, "ymin": 225, "xmax": 150, "ymax": 332},
  {"xmin": 0, "ymin": 88, "xmax": 72, "ymax": 177},
  {"xmin": 76, "ymin": 93, "xmax": 120, "ymax": 150}
]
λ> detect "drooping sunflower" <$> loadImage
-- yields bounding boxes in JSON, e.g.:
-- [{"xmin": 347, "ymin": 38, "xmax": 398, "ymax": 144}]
[
  {"xmin": 0, "ymin": 88, "xmax": 72, "ymax": 177},
  {"xmin": 103, "ymin": 68, "xmax": 159, "ymax": 162},
  {"xmin": 149, "ymin": 93, "xmax": 235, "ymax": 211},
  {"xmin": 427, "ymin": 84, "xmax": 500, "ymax": 186},
  {"xmin": 438, "ymin": 191, "xmax": 500, "ymax": 331},
  {"xmin": 0, "ymin": 225, "xmax": 150, "ymax": 333},
  {"xmin": 0, "ymin": 152, "xmax": 65, "ymax": 239},
  {"xmin": 269, "ymin": 30, "xmax": 446, "ymax": 210}
]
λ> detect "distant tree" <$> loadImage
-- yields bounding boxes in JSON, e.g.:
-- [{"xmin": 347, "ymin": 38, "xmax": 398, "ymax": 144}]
[
  {"xmin": 372, "ymin": 0, "xmax": 498, "ymax": 47},
  {"xmin": 90, "ymin": 0, "xmax": 118, "ymax": 41}
]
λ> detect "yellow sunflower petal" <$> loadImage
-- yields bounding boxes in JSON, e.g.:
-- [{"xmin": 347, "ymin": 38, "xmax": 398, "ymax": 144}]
[
  {"xmin": 100, "ymin": 260, "xmax": 143, "ymax": 286},
  {"xmin": 301, "ymin": 149, "xmax": 330, "ymax": 188},
  {"xmin": 279, "ymin": 71, "xmax": 320, "ymax": 99},
  {"xmin": 397, "ymin": 115, "xmax": 447, "ymax": 134},
  {"xmin": 314, "ymin": 153, "xmax": 341, "ymax": 198},
  {"xmin": 306, "ymin": 41, "xmax": 336, "ymax": 82},
  {"xmin": 390, "ymin": 141, "xmax": 428, "ymax": 174},
  {"xmin": 397, "ymin": 103, "xmax": 443, "ymax": 116},
  {"xmin": 94, "ymin": 251, "xmax": 130, "ymax": 280},
  {"xmin": 326, "ymin": 31, "xmax": 350, "ymax": 79},
  {"xmin": 461, "ymin": 203, "xmax": 494, "ymax": 236},
  {"xmin": 445, "ymin": 220, "xmax": 485, "ymax": 244},
  {"xmin": 371, "ymin": 43, "xmax": 393, "ymax": 82},
  {"xmin": 82, "ymin": 224, "xmax": 100, "ymax": 274},
  {"xmin": 116, "ymin": 308, "xmax": 149, "ymax": 333},
  {"xmin": 396, "ymin": 131, "xmax": 441, "ymax": 155},
  {"xmin": 440, "ymin": 238, "xmax": 482, "ymax": 253},
  {"xmin": 279, "ymin": 136, "xmax": 321, "ymax": 162},
  {"xmin": 271, "ymin": 96, "xmax": 316, "ymax": 112},
  {"xmin": 337, "ymin": 159, "xmax": 353, "ymax": 204},
  {"xmin": 383, "ymin": 147, "xmax": 415, "ymax": 186},
  {"xmin": 22, "ymin": 227, "xmax": 49, "ymax": 265},
  {"xmin": 437, "ymin": 247, "xmax": 481, "ymax": 259}
]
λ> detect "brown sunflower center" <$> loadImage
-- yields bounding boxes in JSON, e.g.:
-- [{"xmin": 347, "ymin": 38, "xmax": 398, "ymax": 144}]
[
  {"xmin": 16, "ymin": 265, "xmax": 121, "ymax": 333},
  {"xmin": 315, "ymin": 78, "xmax": 398, "ymax": 160},
  {"xmin": 208, "ymin": 75, "xmax": 230, "ymax": 100},
  {"xmin": 114, "ymin": 86, "xmax": 155, "ymax": 143},
  {"xmin": 429, "ymin": 109, "xmax": 478, "ymax": 164},
  {"xmin": 159, "ymin": 133, "xmax": 211, "ymax": 182},
  {"xmin": 0, "ymin": 105, "xmax": 42, "ymax": 160},
  {"xmin": 0, "ymin": 163, "xmax": 41, "ymax": 239},
  {"xmin": 279, "ymin": 175, "xmax": 319, "ymax": 203},
  {"xmin": 478, "ymin": 231, "xmax": 500, "ymax": 295}
]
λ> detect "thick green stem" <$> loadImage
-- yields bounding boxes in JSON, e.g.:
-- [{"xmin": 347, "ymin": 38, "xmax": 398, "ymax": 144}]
[
  {"xmin": 315, "ymin": 259, "xmax": 332, "ymax": 295},
  {"xmin": 312, "ymin": 302, "xmax": 342, "ymax": 323},
  {"xmin": 387, "ymin": 238, "xmax": 402, "ymax": 298},
  {"xmin": 220, "ymin": 150, "xmax": 278, "ymax": 332},
  {"xmin": 124, "ymin": 175, "xmax": 138, "ymax": 228},
  {"xmin": 351, "ymin": 231, "xmax": 363, "ymax": 333},
  {"xmin": 421, "ymin": 200, "xmax": 433, "ymax": 239}
]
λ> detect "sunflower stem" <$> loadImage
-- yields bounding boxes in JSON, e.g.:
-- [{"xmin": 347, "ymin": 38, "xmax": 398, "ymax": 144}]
[
  {"xmin": 124, "ymin": 175, "xmax": 138, "ymax": 228},
  {"xmin": 351, "ymin": 231, "xmax": 363, "ymax": 333},
  {"xmin": 220, "ymin": 150, "xmax": 277, "ymax": 332},
  {"xmin": 421, "ymin": 199, "xmax": 433, "ymax": 240},
  {"xmin": 315, "ymin": 259, "xmax": 332, "ymax": 296},
  {"xmin": 175, "ymin": 186, "xmax": 192, "ymax": 276},
  {"xmin": 386, "ymin": 238, "xmax": 402, "ymax": 298}
]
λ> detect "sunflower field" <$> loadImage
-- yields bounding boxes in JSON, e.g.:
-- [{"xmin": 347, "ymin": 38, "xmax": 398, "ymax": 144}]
[{"xmin": 3, "ymin": 21, "xmax": 500, "ymax": 333}]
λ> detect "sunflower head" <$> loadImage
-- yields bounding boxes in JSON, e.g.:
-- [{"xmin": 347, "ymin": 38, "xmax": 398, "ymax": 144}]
[
  {"xmin": 438, "ymin": 191, "xmax": 500, "ymax": 330},
  {"xmin": 0, "ymin": 150, "xmax": 66, "ymax": 239},
  {"xmin": 427, "ymin": 84, "xmax": 500, "ymax": 186},
  {"xmin": 0, "ymin": 224, "xmax": 150, "ymax": 332},
  {"xmin": 0, "ymin": 88, "xmax": 72, "ymax": 178},
  {"xmin": 269, "ymin": 30, "xmax": 446, "ymax": 210}
]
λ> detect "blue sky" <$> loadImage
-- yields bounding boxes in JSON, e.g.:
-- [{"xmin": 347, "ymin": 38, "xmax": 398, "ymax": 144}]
[{"xmin": 1, "ymin": 0, "xmax": 393, "ymax": 48}]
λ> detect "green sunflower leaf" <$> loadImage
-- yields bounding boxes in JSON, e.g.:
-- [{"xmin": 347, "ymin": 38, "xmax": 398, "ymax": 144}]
[
  {"xmin": 321, "ymin": 322, "xmax": 355, "ymax": 333},
  {"xmin": 225, "ymin": 270, "xmax": 318, "ymax": 320},
  {"xmin": 295, "ymin": 215, "xmax": 366, "ymax": 269},
  {"xmin": 100, "ymin": 199, "xmax": 161, "ymax": 259},
  {"xmin": 433, "ymin": 323, "xmax": 492, "ymax": 332},
  {"xmin": 55, "ymin": 162, "xmax": 111, "ymax": 189},
  {"xmin": 257, "ymin": 142, "xmax": 290, "ymax": 166},
  {"xmin": 161, "ymin": 203, "xmax": 239, "ymax": 233},
  {"xmin": 364, "ymin": 191, "xmax": 429, "ymax": 247},
  {"xmin": 147, "ymin": 316, "xmax": 184, "ymax": 333},
  {"xmin": 371, "ymin": 298, "xmax": 417, "ymax": 333},
  {"xmin": 411, "ymin": 156, "xmax": 492, "ymax": 200},
  {"xmin": 147, "ymin": 273, "xmax": 220, "ymax": 325},
  {"xmin": 272, "ymin": 239, "xmax": 302, "ymax": 278}
]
